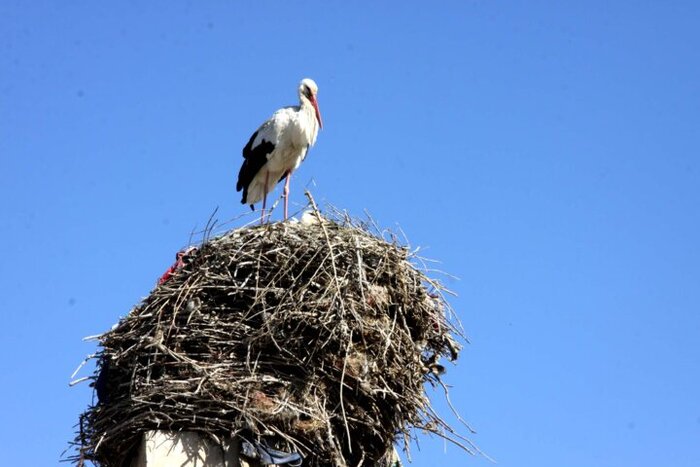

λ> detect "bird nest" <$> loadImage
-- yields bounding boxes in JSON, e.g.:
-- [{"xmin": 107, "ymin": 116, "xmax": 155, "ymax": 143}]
[{"xmin": 71, "ymin": 209, "xmax": 468, "ymax": 467}]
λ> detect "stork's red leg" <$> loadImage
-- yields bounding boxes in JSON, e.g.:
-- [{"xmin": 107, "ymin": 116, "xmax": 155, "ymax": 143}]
[
  {"xmin": 261, "ymin": 171, "xmax": 270, "ymax": 224},
  {"xmin": 283, "ymin": 171, "xmax": 291, "ymax": 220}
]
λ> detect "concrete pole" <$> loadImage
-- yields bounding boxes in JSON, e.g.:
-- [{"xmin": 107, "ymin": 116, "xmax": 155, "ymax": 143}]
[{"xmin": 130, "ymin": 431, "xmax": 261, "ymax": 467}]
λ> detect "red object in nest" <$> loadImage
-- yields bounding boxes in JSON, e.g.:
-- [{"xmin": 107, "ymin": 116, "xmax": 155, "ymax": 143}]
[{"xmin": 158, "ymin": 246, "xmax": 198, "ymax": 285}]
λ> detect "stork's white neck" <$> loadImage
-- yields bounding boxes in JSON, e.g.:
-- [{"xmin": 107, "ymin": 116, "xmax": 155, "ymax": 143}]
[
  {"xmin": 299, "ymin": 94, "xmax": 313, "ymax": 110},
  {"xmin": 298, "ymin": 96, "xmax": 319, "ymax": 146}
]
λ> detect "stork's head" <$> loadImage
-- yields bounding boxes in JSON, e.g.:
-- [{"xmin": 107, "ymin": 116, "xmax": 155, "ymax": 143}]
[{"xmin": 299, "ymin": 78, "xmax": 323, "ymax": 129}]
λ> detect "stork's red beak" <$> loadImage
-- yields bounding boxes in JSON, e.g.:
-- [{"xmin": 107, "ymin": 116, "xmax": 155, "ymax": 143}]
[{"xmin": 311, "ymin": 95, "xmax": 323, "ymax": 129}]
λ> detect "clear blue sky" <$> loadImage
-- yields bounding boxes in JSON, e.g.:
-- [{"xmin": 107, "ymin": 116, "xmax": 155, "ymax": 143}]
[{"xmin": 2, "ymin": 2, "xmax": 699, "ymax": 466}]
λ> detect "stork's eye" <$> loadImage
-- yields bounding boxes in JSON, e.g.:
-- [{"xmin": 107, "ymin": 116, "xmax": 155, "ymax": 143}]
[{"xmin": 304, "ymin": 86, "xmax": 312, "ymax": 98}]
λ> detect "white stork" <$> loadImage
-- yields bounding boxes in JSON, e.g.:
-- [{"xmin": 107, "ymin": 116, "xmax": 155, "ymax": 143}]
[{"xmin": 236, "ymin": 78, "xmax": 323, "ymax": 222}]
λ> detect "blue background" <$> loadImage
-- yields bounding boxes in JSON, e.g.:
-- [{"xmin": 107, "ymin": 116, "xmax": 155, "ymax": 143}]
[{"xmin": 1, "ymin": 2, "xmax": 699, "ymax": 466}]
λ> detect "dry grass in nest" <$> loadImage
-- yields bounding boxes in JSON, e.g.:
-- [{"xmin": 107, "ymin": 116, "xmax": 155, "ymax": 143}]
[{"xmin": 70, "ymin": 206, "xmax": 472, "ymax": 466}]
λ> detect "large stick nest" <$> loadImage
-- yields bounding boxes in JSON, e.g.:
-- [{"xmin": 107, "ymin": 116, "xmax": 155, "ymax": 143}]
[{"xmin": 72, "ymin": 211, "xmax": 464, "ymax": 466}]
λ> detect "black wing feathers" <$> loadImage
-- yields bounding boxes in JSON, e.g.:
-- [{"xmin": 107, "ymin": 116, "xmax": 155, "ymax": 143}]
[{"xmin": 236, "ymin": 130, "xmax": 275, "ymax": 204}]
